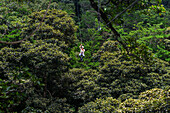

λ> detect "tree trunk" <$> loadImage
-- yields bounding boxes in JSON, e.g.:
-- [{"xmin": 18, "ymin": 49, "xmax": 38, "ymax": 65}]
[
  {"xmin": 74, "ymin": 0, "xmax": 81, "ymax": 21},
  {"xmin": 89, "ymin": 0, "xmax": 120, "ymax": 37},
  {"xmin": 89, "ymin": 0, "xmax": 130, "ymax": 51}
]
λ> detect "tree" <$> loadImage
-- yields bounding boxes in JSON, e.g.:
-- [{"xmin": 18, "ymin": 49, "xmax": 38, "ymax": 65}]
[
  {"xmin": 119, "ymin": 88, "xmax": 169, "ymax": 112},
  {"xmin": 88, "ymin": 0, "xmax": 164, "ymax": 53},
  {"xmin": 78, "ymin": 97, "xmax": 120, "ymax": 113},
  {"xmin": 79, "ymin": 88, "xmax": 169, "ymax": 112},
  {"xmin": 0, "ymin": 0, "xmax": 53, "ymax": 45},
  {"xmin": 0, "ymin": 8, "xmax": 77, "ymax": 112}
]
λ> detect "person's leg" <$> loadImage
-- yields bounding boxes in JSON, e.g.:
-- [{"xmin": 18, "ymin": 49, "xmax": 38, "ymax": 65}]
[
  {"xmin": 79, "ymin": 54, "xmax": 82, "ymax": 61},
  {"xmin": 81, "ymin": 57, "xmax": 83, "ymax": 61},
  {"xmin": 81, "ymin": 54, "xmax": 84, "ymax": 61}
]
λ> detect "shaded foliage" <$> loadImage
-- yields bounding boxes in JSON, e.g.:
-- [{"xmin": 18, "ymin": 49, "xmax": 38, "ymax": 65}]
[
  {"xmin": 60, "ymin": 40, "xmax": 170, "ymax": 112},
  {"xmin": 0, "ymin": 6, "xmax": 77, "ymax": 112},
  {"xmin": 0, "ymin": 0, "xmax": 169, "ymax": 112}
]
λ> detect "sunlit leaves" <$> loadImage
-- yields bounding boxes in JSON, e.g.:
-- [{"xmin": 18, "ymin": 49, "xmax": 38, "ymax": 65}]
[
  {"xmin": 0, "ymin": 1, "xmax": 31, "ymax": 44},
  {"xmin": 124, "ymin": 22, "xmax": 169, "ymax": 62},
  {"xmin": 23, "ymin": 9, "xmax": 77, "ymax": 46},
  {"xmin": 119, "ymin": 88, "xmax": 169, "ymax": 112},
  {"xmin": 78, "ymin": 97, "xmax": 120, "ymax": 113}
]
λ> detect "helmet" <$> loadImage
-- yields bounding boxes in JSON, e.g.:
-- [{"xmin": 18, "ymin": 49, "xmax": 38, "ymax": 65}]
[{"xmin": 82, "ymin": 46, "xmax": 84, "ymax": 48}]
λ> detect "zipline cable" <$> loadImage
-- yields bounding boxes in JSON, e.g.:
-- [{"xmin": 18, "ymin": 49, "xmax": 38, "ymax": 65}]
[
  {"xmin": 0, "ymin": 0, "xmax": 52, "ymax": 44},
  {"xmin": 97, "ymin": 0, "xmax": 100, "ymax": 31},
  {"xmin": 76, "ymin": 0, "xmax": 82, "ymax": 44}
]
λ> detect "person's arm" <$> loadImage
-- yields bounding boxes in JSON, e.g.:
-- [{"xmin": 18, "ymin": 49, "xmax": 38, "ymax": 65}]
[{"xmin": 79, "ymin": 44, "xmax": 82, "ymax": 49}]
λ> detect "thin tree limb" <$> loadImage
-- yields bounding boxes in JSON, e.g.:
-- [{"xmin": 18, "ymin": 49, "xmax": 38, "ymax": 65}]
[{"xmin": 89, "ymin": 0, "xmax": 140, "ymax": 50}]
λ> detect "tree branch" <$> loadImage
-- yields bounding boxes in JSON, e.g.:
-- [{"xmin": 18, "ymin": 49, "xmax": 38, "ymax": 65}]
[
  {"xmin": 89, "ymin": 0, "xmax": 140, "ymax": 50},
  {"xmin": 0, "ymin": 0, "xmax": 52, "ymax": 45},
  {"xmin": 89, "ymin": 0, "xmax": 120, "ymax": 37},
  {"xmin": 110, "ymin": 0, "xmax": 140, "ymax": 23},
  {"xmin": 101, "ymin": 0, "xmax": 111, "ymax": 6}
]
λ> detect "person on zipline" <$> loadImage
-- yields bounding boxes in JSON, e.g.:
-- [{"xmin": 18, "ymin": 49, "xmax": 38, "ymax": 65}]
[{"xmin": 79, "ymin": 44, "xmax": 85, "ymax": 61}]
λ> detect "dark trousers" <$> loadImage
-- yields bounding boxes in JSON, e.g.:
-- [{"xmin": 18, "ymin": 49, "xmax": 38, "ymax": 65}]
[{"xmin": 79, "ymin": 55, "xmax": 84, "ymax": 61}]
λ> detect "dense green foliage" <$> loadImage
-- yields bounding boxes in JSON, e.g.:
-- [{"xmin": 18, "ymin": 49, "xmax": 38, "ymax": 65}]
[
  {"xmin": 79, "ymin": 88, "xmax": 169, "ymax": 112},
  {"xmin": 0, "ymin": 0, "xmax": 169, "ymax": 112}
]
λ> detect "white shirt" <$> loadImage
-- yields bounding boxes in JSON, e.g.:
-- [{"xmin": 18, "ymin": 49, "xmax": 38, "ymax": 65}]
[{"xmin": 79, "ymin": 48, "xmax": 85, "ymax": 56}]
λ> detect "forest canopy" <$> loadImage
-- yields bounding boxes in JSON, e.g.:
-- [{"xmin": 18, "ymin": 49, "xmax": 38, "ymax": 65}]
[{"xmin": 0, "ymin": 0, "xmax": 169, "ymax": 112}]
